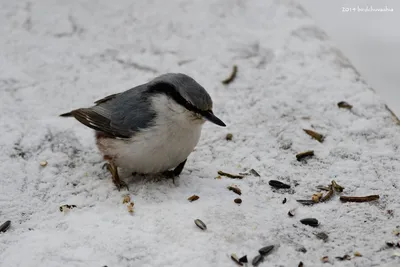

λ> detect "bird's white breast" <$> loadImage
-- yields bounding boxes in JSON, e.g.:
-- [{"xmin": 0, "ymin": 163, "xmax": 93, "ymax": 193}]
[{"xmin": 97, "ymin": 94, "xmax": 204, "ymax": 173}]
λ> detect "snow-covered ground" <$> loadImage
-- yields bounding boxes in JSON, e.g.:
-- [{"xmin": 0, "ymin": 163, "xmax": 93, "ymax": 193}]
[
  {"xmin": 1, "ymin": 0, "xmax": 400, "ymax": 266},
  {"xmin": 302, "ymin": 0, "xmax": 400, "ymax": 115}
]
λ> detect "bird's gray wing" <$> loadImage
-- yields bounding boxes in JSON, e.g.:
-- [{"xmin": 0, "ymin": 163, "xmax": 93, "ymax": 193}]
[{"xmin": 64, "ymin": 84, "xmax": 156, "ymax": 139}]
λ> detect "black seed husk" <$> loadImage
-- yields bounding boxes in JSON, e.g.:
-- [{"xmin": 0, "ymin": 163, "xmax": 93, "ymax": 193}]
[
  {"xmin": 252, "ymin": 254, "xmax": 264, "ymax": 266},
  {"xmin": 315, "ymin": 232, "xmax": 329, "ymax": 242},
  {"xmin": 282, "ymin": 198, "xmax": 287, "ymax": 204},
  {"xmin": 296, "ymin": 200, "xmax": 315, "ymax": 206},
  {"xmin": 231, "ymin": 254, "xmax": 243, "ymax": 266},
  {"xmin": 194, "ymin": 219, "xmax": 207, "ymax": 230},
  {"xmin": 288, "ymin": 209, "xmax": 295, "ymax": 217},
  {"xmin": 300, "ymin": 218, "xmax": 319, "ymax": 227},
  {"xmin": 234, "ymin": 198, "xmax": 242, "ymax": 204},
  {"xmin": 269, "ymin": 180, "xmax": 291, "ymax": 189},
  {"xmin": 0, "ymin": 220, "xmax": 11, "ymax": 233},
  {"xmin": 258, "ymin": 245, "xmax": 274, "ymax": 256}
]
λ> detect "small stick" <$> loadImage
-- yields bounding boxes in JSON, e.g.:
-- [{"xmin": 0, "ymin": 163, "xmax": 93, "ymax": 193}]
[
  {"xmin": 218, "ymin": 170, "xmax": 244, "ymax": 179},
  {"xmin": 340, "ymin": 195, "xmax": 379, "ymax": 202},
  {"xmin": 222, "ymin": 65, "xmax": 238, "ymax": 85}
]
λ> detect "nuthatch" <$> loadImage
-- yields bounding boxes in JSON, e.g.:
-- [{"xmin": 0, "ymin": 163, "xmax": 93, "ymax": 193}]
[{"xmin": 60, "ymin": 73, "xmax": 226, "ymax": 190}]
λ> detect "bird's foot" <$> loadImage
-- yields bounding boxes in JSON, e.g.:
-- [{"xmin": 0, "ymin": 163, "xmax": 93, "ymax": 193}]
[
  {"xmin": 103, "ymin": 162, "xmax": 129, "ymax": 191},
  {"xmin": 162, "ymin": 170, "xmax": 177, "ymax": 185}
]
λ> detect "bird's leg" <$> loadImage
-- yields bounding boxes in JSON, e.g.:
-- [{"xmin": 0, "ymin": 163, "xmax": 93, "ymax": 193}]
[
  {"xmin": 102, "ymin": 162, "xmax": 129, "ymax": 191},
  {"xmin": 162, "ymin": 159, "xmax": 187, "ymax": 184}
]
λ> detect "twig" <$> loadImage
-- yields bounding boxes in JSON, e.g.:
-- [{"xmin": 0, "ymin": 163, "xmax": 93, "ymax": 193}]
[
  {"xmin": 218, "ymin": 170, "xmax": 244, "ymax": 179},
  {"xmin": 340, "ymin": 195, "xmax": 379, "ymax": 202},
  {"xmin": 222, "ymin": 65, "xmax": 238, "ymax": 85}
]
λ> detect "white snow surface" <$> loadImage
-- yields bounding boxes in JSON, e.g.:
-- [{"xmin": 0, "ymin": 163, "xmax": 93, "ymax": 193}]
[{"xmin": 1, "ymin": 0, "xmax": 400, "ymax": 266}]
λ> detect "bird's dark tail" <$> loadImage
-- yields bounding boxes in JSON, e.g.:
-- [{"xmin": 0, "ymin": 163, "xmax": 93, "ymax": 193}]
[{"xmin": 59, "ymin": 112, "xmax": 73, "ymax": 117}]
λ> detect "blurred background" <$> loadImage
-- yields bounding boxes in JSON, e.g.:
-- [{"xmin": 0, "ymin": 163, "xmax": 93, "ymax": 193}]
[{"xmin": 302, "ymin": 0, "xmax": 400, "ymax": 115}]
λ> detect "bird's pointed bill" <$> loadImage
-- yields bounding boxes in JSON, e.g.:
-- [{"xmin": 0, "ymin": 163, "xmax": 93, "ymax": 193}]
[{"xmin": 203, "ymin": 111, "xmax": 226, "ymax": 127}]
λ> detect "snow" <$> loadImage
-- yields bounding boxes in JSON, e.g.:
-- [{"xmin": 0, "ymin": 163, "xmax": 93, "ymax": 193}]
[
  {"xmin": 301, "ymin": 0, "xmax": 400, "ymax": 116},
  {"xmin": 1, "ymin": 0, "xmax": 400, "ymax": 266}
]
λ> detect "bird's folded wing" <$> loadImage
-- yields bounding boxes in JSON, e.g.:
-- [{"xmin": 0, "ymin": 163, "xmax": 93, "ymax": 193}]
[{"xmin": 69, "ymin": 108, "xmax": 132, "ymax": 138}]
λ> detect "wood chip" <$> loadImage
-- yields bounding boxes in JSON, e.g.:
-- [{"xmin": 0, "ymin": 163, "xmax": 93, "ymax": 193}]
[
  {"xmin": 218, "ymin": 170, "xmax": 244, "ymax": 179},
  {"xmin": 296, "ymin": 150, "xmax": 315, "ymax": 161},
  {"xmin": 188, "ymin": 195, "xmax": 200, "ymax": 202},
  {"xmin": 354, "ymin": 251, "xmax": 362, "ymax": 257},
  {"xmin": 340, "ymin": 195, "xmax": 379, "ymax": 203},
  {"xmin": 122, "ymin": 195, "xmax": 131, "ymax": 204},
  {"xmin": 303, "ymin": 129, "xmax": 324, "ymax": 143},
  {"xmin": 228, "ymin": 185, "xmax": 242, "ymax": 195},
  {"xmin": 321, "ymin": 256, "xmax": 329, "ymax": 263},
  {"xmin": 226, "ymin": 133, "xmax": 233, "ymax": 140},
  {"xmin": 127, "ymin": 202, "xmax": 134, "ymax": 213},
  {"xmin": 312, "ymin": 192, "xmax": 323, "ymax": 203},
  {"xmin": 315, "ymin": 232, "xmax": 329, "ymax": 242},
  {"xmin": 222, "ymin": 65, "xmax": 238, "ymax": 85},
  {"xmin": 59, "ymin": 204, "xmax": 77, "ymax": 212},
  {"xmin": 296, "ymin": 200, "xmax": 315, "ymax": 206},
  {"xmin": 337, "ymin": 101, "xmax": 353, "ymax": 109}
]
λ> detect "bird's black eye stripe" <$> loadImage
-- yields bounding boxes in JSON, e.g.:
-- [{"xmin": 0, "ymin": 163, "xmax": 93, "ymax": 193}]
[{"xmin": 147, "ymin": 82, "xmax": 204, "ymax": 114}]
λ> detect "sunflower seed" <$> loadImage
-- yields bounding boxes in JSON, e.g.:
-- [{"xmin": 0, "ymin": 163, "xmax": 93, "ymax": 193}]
[
  {"xmin": 222, "ymin": 65, "xmax": 238, "ymax": 85},
  {"xmin": 194, "ymin": 219, "xmax": 207, "ymax": 230},
  {"xmin": 300, "ymin": 218, "xmax": 319, "ymax": 227},
  {"xmin": 296, "ymin": 200, "xmax": 315, "ymax": 206},
  {"xmin": 231, "ymin": 254, "xmax": 243, "ymax": 266},
  {"xmin": 258, "ymin": 245, "xmax": 274, "ymax": 256},
  {"xmin": 337, "ymin": 101, "xmax": 353, "ymax": 109},
  {"xmin": 298, "ymin": 262, "xmax": 304, "ymax": 267},
  {"xmin": 0, "ymin": 220, "xmax": 11, "ymax": 233},
  {"xmin": 239, "ymin": 255, "xmax": 248, "ymax": 263},
  {"xmin": 321, "ymin": 256, "xmax": 329, "ymax": 263},
  {"xmin": 228, "ymin": 186, "xmax": 242, "ymax": 195},
  {"xmin": 282, "ymin": 198, "xmax": 287, "ymax": 204},
  {"xmin": 269, "ymin": 180, "xmax": 290, "ymax": 189},
  {"xmin": 335, "ymin": 255, "xmax": 351, "ymax": 261},
  {"xmin": 252, "ymin": 254, "xmax": 264, "ymax": 266}
]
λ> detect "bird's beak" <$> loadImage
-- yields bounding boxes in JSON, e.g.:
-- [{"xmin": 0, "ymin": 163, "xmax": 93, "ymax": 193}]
[{"xmin": 202, "ymin": 110, "xmax": 226, "ymax": 127}]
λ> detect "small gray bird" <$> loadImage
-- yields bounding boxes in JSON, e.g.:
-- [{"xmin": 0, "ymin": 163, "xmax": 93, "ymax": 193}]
[{"xmin": 60, "ymin": 73, "xmax": 226, "ymax": 190}]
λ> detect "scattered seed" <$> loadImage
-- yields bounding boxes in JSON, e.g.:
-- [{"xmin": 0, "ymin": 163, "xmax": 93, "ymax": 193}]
[
  {"xmin": 288, "ymin": 209, "xmax": 296, "ymax": 217},
  {"xmin": 59, "ymin": 204, "xmax": 77, "ymax": 212},
  {"xmin": 331, "ymin": 180, "xmax": 344, "ymax": 192},
  {"xmin": 337, "ymin": 101, "xmax": 353, "ymax": 109},
  {"xmin": 314, "ymin": 232, "xmax": 329, "ymax": 242},
  {"xmin": 239, "ymin": 169, "xmax": 261, "ymax": 177},
  {"xmin": 300, "ymin": 218, "xmax": 319, "ymax": 227},
  {"xmin": 218, "ymin": 170, "xmax": 244, "ymax": 179},
  {"xmin": 252, "ymin": 254, "xmax": 264, "ymax": 266},
  {"xmin": 239, "ymin": 255, "xmax": 248, "ymax": 263},
  {"xmin": 282, "ymin": 198, "xmax": 287, "ymax": 204},
  {"xmin": 259, "ymin": 245, "xmax": 274, "ymax": 256},
  {"xmin": 320, "ymin": 185, "xmax": 334, "ymax": 202},
  {"xmin": 194, "ymin": 219, "xmax": 207, "ymax": 230},
  {"xmin": 387, "ymin": 241, "xmax": 395, "ymax": 247},
  {"xmin": 269, "ymin": 180, "xmax": 290, "ymax": 189},
  {"xmin": 354, "ymin": 251, "xmax": 362, "ymax": 257},
  {"xmin": 234, "ymin": 198, "xmax": 242, "ymax": 204},
  {"xmin": 188, "ymin": 195, "xmax": 200, "ymax": 202},
  {"xmin": 298, "ymin": 262, "xmax": 304, "ymax": 267},
  {"xmin": 122, "ymin": 195, "xmax": 131, "ymax": 204},
  {"xmin": 127, "ymin": 202, "xmax": 134, "ymax": 213},
  {"xmin": 312, "ymin": 192, "xmax": 323, "ymax": 203},
  {"xmin": 215, "ymin": 175, "xmax": 222, "ymax": 179},
  {"xmin": 222, "ymin": 65, "xmax": 238, "ymax": 85},
  {"xmin": 297, "ymin": 247, "xmax": 307, "ymax": 253},
  {"xmin": 226, "ymin": 133, "xmax": 233, "ymax": 141},
  {"xmin": 296, "ymin": 200, "xmax": 315, "ymax": 206},
  {"xmin": 231, "ymin": 254, "xmax": 243, "ymax": 266},
  {"xmin": 303, "ymin": 129, "xmax": 324, "ymax": 143},
  {"xmin": 40, "ymin": 160, "xmax": 48, "ymax": 167},
  {"xmin": 335, "ymin": 255, "xmax": 351, "ymax": 261},
  {"xmin": 321, "ymin": 256, "xmax": 329, "ymax": 263},
  {"xmin": 0, "ymin": 220, "xmax": 11, "ymax": 233},
  {"xmin": 296, "ymin": 150, "xmax": 315, "ymax": 161},
  {"xmin": 340, "ymin": 195, "xmax": 380, "ymax": 203},
  {"xmin": 228, "ymin": 185, "xmax": 242, "ymax": 195}
]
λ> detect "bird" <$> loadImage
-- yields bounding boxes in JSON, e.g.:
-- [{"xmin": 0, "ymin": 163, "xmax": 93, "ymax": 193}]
[{"xmin": 60, "ymin": 73, "xmax": 226, "ymax": 190}]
